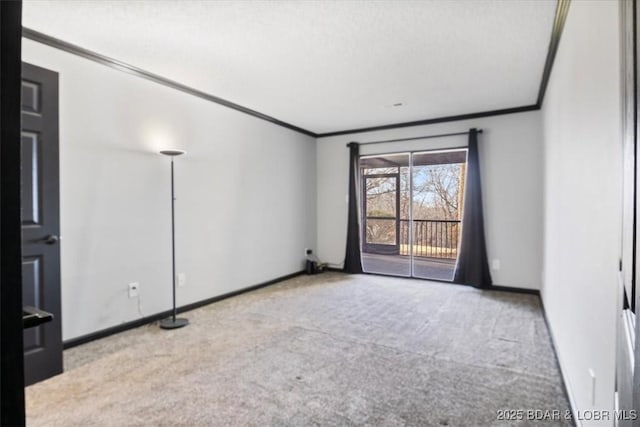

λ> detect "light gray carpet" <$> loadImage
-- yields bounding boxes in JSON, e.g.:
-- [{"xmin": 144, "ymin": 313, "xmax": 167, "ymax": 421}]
[{"xmin": 26, "ymin": 273, "xmax": 570, "ymax": 426}]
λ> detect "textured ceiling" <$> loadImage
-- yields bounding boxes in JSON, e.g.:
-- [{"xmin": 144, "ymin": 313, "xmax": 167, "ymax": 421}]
[{"xmin": 23, "ymin": 0, "xmax": 557, "ymax": 134}]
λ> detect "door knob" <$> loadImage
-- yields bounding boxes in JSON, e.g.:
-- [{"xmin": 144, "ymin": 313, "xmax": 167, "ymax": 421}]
[{"xmin": 43, "ymin": 234, "xmax": 58, "ymax": 244}]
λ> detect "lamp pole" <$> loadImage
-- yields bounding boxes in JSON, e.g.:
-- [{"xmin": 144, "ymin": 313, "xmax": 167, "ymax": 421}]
[{"xmin": 159, "ymin": 149, "xmax": 188, "ymax": 329}]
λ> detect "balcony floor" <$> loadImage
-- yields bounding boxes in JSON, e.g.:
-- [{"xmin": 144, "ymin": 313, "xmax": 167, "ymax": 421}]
[{"xmin": 362, "ymin": 253, "xmax": 456, "ymax": 281}]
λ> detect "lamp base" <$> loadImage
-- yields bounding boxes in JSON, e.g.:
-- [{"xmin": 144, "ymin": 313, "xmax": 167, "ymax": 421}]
[{"xmin": 159, "ymin": 317, "xmax": 189, "ymax": 329}]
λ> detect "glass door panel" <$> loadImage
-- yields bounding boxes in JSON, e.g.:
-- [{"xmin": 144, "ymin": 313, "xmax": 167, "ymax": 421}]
[
  {"xmin": 411, "ymin": 150, "xmax": 466, "ymax": 281},
  {"xmin": 360, "ymin": 153, "xmax": 411, "ymax": 277},
  {"xmin": 364, "ymin": 175, "xmax": 398, "ymax": 252}
]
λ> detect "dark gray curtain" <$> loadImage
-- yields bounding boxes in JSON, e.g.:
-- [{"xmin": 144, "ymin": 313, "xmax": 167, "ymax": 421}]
[
  {"xmin": 453, "ymin": 129, "xmax": 492, "ymax": 288},
  {"xmin": 344, "ymin": 142, "xmax": 363, "ymax": 273}
]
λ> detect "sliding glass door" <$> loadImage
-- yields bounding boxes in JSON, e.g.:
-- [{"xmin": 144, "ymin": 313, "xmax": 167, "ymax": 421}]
[{"xmin": 360, "ymin": 149, "xmax": 467, "ymax": 281}]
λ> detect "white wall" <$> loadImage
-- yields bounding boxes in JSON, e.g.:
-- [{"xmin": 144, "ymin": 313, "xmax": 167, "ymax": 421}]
[
  {"xmin": 317, "ymin": 111, "xmax": 543, "ymax": 289},
  {"xmin": 22, "ymin": 39, "xmax": 317, "ymax": 341},
  {"xmin": 541, "ymin": 1, "xmax": 621, "ymax": 424}
]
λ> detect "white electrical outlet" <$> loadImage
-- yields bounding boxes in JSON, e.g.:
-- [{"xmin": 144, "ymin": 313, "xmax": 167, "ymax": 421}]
[
  {"xmin": 491, "ymin": 259, "xmax": 501, "ymax": 270},
  {"xmin": 128, "ymin": 282, "xmax": 139, "ymax": 298},
  {"xmin": 178, "ymin": 273, "xmax": 187, "ymax": 288}
]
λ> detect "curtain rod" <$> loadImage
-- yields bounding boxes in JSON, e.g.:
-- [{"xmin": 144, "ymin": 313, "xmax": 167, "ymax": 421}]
[{"xmin": 346, "ymin": 129, "xmax": 483, "ymax": 147}]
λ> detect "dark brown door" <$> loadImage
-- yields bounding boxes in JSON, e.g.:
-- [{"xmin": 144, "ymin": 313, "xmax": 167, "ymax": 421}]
[{"xmin": 21, "ymin": 62, "xmax": 62, "ymax": 385}]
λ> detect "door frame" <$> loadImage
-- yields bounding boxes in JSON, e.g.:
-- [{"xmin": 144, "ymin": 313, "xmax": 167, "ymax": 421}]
[
  {"xmin": 362, "ymin": 172, "xmax": 401, "ymax": 255},
  {"xmin": 631, "ymin": 0, "xmax": 640, "ymax": 415},
  {"xmin": 0, "ymin": 1, "xmax": 26, "ymax": 425},
  {"xmin": 617, "ymin": 0, "xmax": 640, "ymax": 421},
  {"xmin": 359, "ymin": 147, "xmax": 467, "ymax": 281}
]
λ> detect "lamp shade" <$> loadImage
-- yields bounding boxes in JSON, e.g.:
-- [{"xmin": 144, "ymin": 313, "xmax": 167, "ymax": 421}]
[{"xmin": 159, "ymin": 149, "xmax": 186, "ymax": 156}]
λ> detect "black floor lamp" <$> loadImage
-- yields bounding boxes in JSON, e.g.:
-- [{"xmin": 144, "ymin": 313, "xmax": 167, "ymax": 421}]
[{"xmin": 159, "ymin": 149, "xmax": 189, "ymax": 329}]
